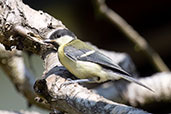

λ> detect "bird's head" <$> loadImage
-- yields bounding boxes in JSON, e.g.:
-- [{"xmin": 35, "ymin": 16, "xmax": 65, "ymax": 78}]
[{"xmin": 44, "ymin": 28, "xmax": 76, "ymax": 48}]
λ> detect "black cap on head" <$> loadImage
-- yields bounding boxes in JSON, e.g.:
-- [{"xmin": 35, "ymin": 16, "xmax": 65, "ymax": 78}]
[{"xmin": 50, "ymin": 29, "xmax": 76, "ymax": 40}]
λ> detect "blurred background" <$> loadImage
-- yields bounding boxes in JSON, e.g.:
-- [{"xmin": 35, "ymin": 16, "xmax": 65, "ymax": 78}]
[{"xmin": 0, "ymin": 0, "xmax": 171, "ymax": 113}]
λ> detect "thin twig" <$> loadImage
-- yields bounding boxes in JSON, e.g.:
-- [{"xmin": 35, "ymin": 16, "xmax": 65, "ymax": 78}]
[{"xmin": 95, "ymin": 0, "xmax": 169, "ymax": 72}]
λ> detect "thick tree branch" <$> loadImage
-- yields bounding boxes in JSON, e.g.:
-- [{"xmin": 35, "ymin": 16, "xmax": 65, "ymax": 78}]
[
  {"xmin": 95, "ymin": 0, "xmax": 169, "ymax": 72},
  {"xmin": 125, "ymin": 72, "xmax": 171, "ymax": 107},
  {"xmin": 0, "ymin": 0, "xmax": 64, "ymax": 54}
]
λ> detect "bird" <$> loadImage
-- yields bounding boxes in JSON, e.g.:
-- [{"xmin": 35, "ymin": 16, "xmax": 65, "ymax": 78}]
[{"xmin": 44, "ymin": 28, "xmax": 153, "ymax": 92}]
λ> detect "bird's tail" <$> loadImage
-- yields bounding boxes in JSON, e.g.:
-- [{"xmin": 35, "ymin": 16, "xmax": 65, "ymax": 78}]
[{"xmin": 118, "ymin": 74, "xmax": 154, "ymax": 92}]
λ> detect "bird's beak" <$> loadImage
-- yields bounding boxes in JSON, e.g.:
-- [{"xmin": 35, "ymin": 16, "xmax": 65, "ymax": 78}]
[
  {"xmin": 43, "ymin": 39, "xmax": 53, "ymax": 43},
  {"xmin": 43, "ymin": 39, "xmax": 59, "ymax": 48}
]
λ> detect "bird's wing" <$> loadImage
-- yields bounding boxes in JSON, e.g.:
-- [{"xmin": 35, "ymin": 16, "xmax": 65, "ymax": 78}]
[
  {"xmin": 64, "ymin": 42, "xmax": 130, "ymax": 76},
  {"xmin": 63, "ymin": 40, "xmax": 154, "ymax": 92}
]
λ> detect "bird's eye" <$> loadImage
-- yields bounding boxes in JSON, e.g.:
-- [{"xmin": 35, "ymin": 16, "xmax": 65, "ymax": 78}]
[
  {"xmin": 56, "ymin": 34, "xmax": 61, "ymax": 38},
  {"xmin": 97, "ymin": 77, "xmax": 101, "ymax": 81}
]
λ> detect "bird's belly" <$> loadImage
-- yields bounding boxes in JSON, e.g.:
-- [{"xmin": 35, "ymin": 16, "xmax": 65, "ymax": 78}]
[
  {"xmin": 74, "ymin": 61, "xmax": 103, "ymax": 79},
  {"xmin": 61, "ymin": 58, "xmax": 107, "ymax": 80}
]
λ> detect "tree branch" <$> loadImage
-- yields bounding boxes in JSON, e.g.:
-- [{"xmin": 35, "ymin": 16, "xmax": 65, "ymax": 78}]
[
  {"xmin": 95, "ymin": 0, "xmax": 169, "ymax": 72},
  {"xmin": 94, "ymin": 72, "xmax": 171, "ymax": 106}
]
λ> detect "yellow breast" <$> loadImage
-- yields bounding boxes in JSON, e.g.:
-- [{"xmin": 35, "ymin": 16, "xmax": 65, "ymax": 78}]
[{"xmin": 57, "ymin": 44, "xmax": 108, "ymax": 82}]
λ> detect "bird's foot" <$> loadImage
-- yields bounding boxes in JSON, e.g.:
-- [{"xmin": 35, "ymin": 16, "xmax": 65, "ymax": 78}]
[{"xmin": 60, "ymin": 78, "xmax": 96, "ymax": 88}]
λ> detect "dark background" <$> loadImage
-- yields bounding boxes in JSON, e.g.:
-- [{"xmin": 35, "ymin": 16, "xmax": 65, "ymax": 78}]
[{"xmin": 23, "ymin": 0, "xmax": 171, "ymax": 76}]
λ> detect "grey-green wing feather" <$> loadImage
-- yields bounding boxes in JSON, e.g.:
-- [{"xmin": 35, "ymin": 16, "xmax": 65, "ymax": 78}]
[{"xmin": 64, "ymin": 45, "xmax": 130, "ymax": 76}]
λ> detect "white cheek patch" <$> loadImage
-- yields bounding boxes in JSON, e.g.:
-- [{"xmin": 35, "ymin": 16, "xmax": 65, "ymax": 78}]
[
  {"xmin": 56, "ymin": 36, "xmax": 74, "ymax": 45},
  {"xmin": 80, "ymin": 50, "xmax": 95, "ymax": 58},
  {"xmin": 46, "ymin": 27, "xmax": 66, "ymax": 39}
]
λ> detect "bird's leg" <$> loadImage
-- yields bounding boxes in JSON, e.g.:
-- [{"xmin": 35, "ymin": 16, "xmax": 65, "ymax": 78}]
[{"xmin": 61, "ymin": 78, "xmax": 97, "ymax": 87}]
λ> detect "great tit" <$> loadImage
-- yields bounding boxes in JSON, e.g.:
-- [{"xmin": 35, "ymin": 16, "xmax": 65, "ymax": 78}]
[{"xmin": 44, "ymin": 28, "xmax": 153, "ymax": 92}]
